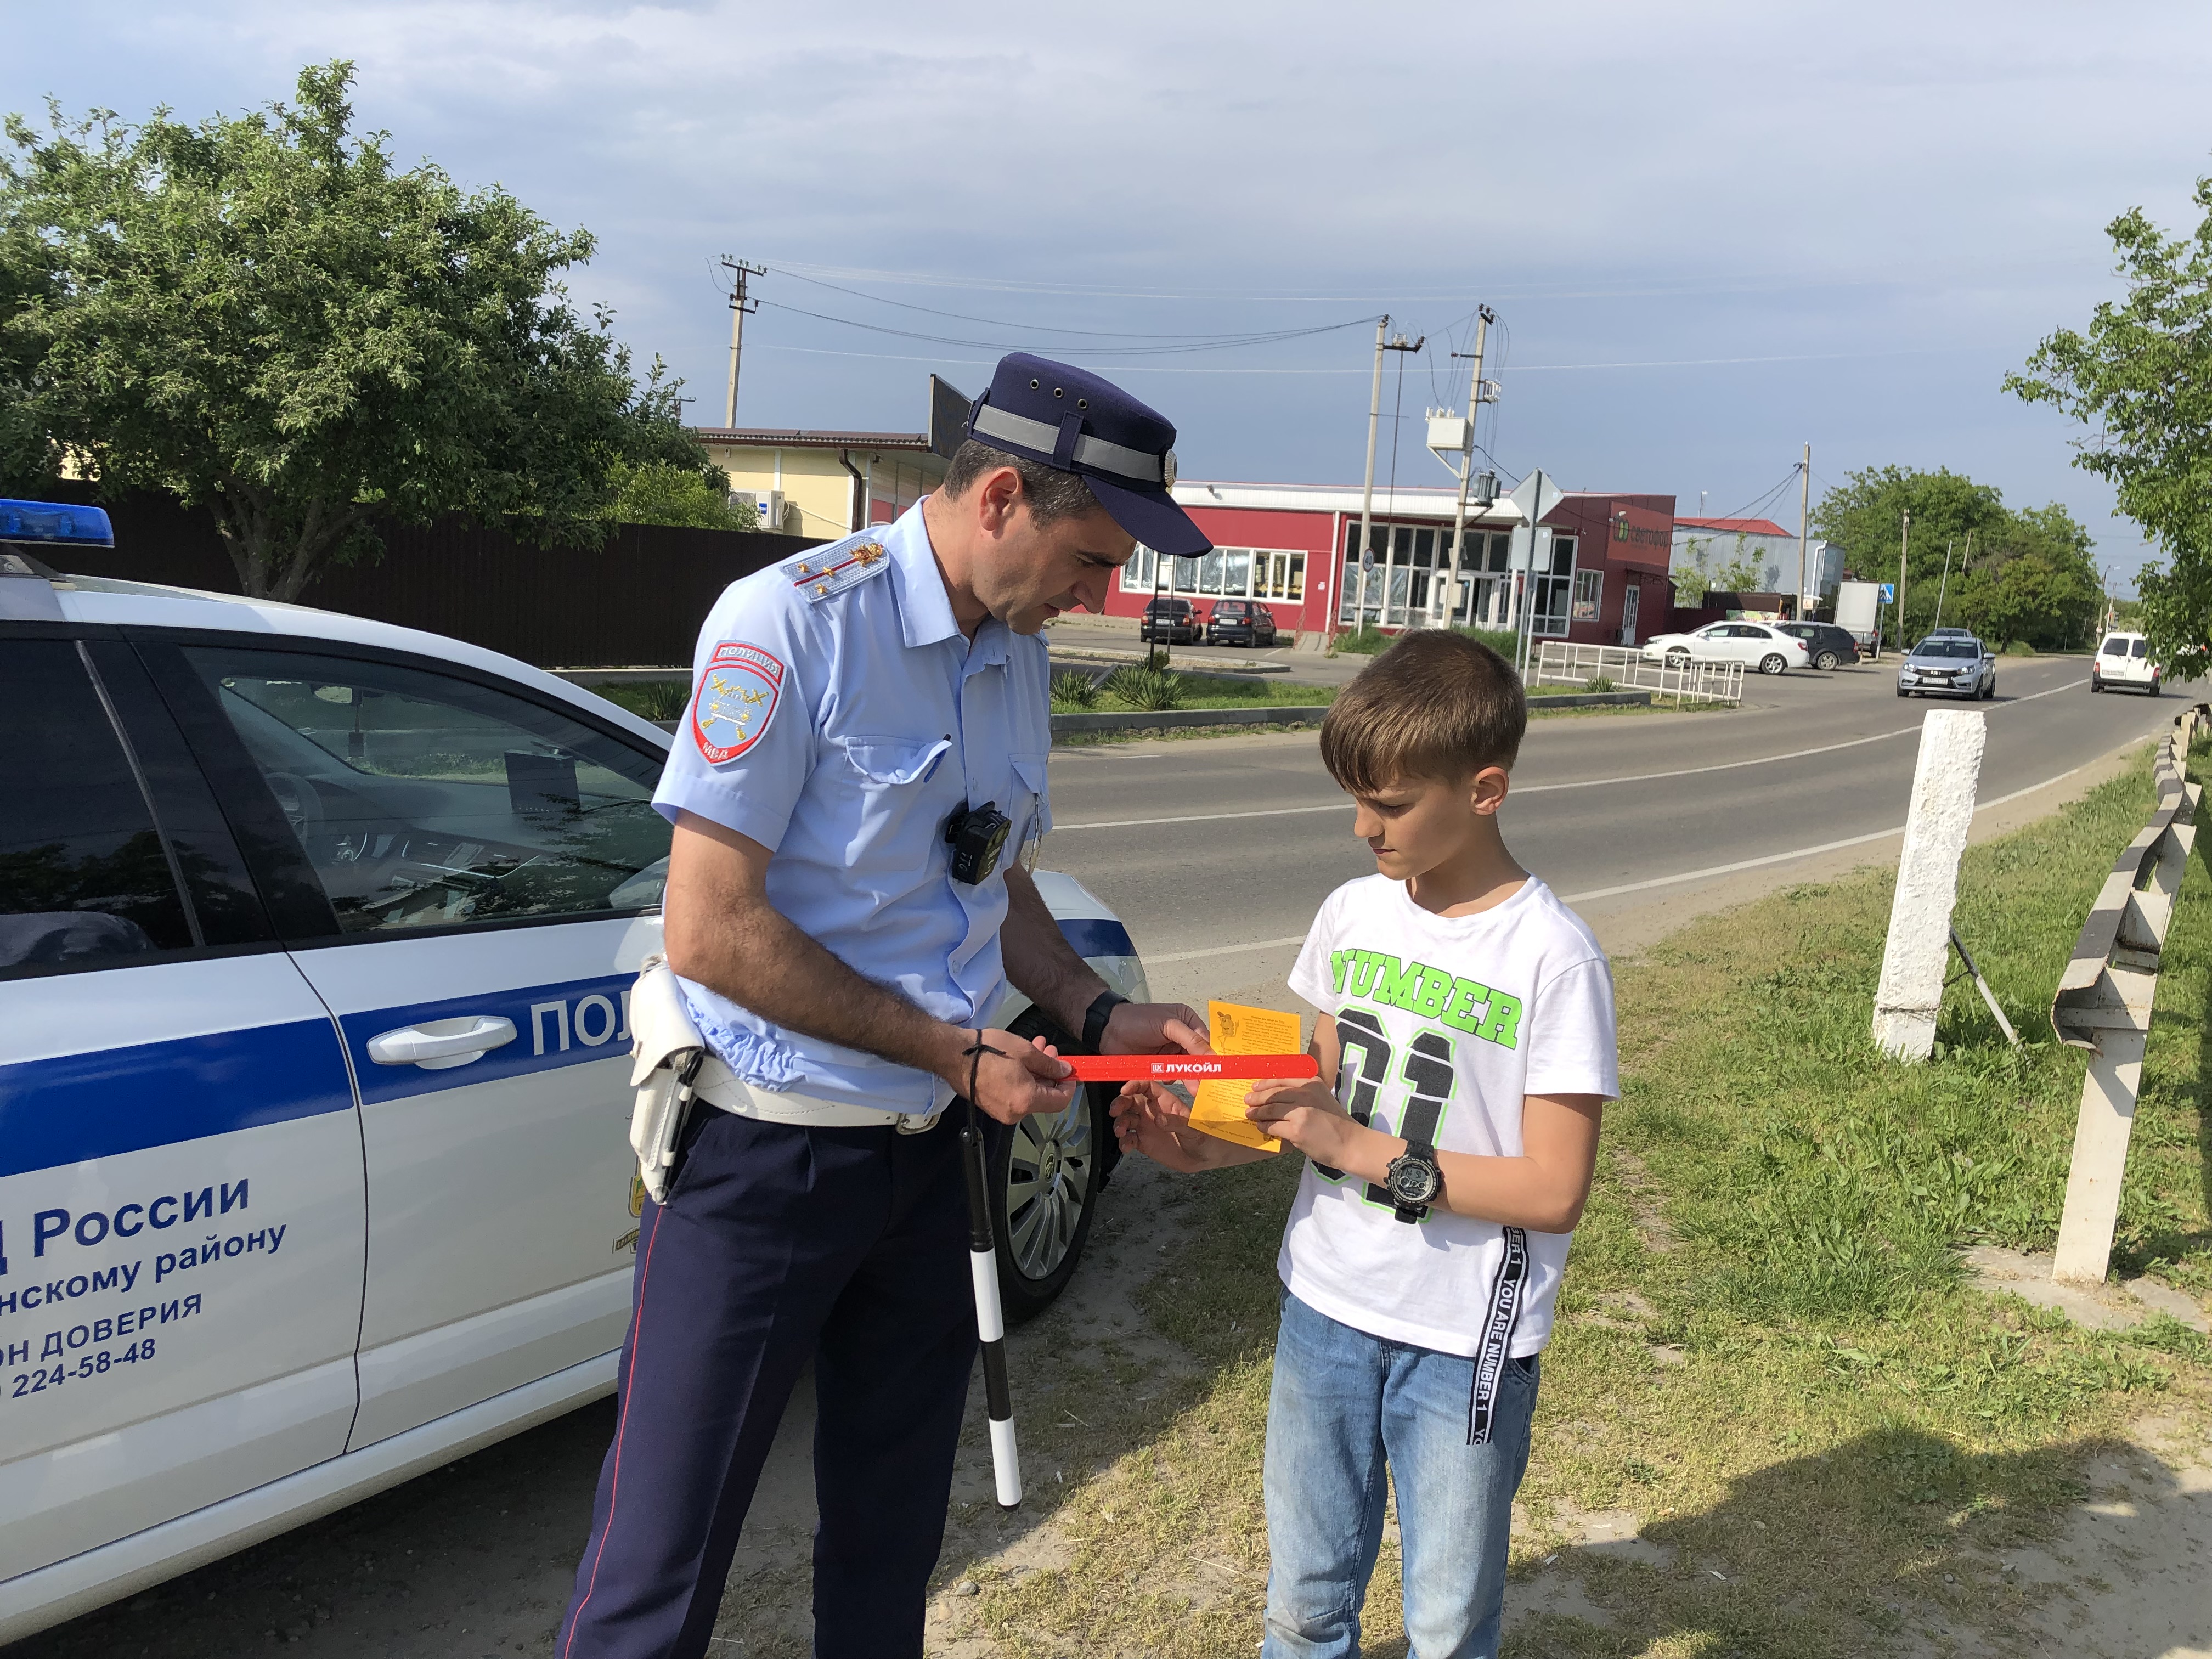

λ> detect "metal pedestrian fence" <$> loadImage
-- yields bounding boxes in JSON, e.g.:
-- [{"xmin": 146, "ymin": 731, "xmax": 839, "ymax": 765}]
[
  {"xmin": 2048, "ymin": 701, "xmax": 2208, "ymax": 1285},
  {"xmin": 1530, "ymin": 641, "xmax": 1745, "ymax": 709}
]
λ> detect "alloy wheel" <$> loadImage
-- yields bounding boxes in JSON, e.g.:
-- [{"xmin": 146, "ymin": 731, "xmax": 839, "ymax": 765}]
[{"xmin": 1005, "ymin": 1102, "xmax": 1094, "ymax": 1280}]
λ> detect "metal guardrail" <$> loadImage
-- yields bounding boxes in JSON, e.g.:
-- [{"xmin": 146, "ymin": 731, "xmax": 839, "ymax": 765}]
[
  {"xmin": 2047, "ymin": 702, "xmax": 2208, "ymax": 1285},
  {"xmin": 1530, "ymin": 641, "xmax": 1746, "ymax": 708}
]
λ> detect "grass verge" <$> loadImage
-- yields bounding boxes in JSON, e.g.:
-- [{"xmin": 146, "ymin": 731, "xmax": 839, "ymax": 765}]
[
  {"xmin": 1051, "ymin": 668, "xmax": 1335, "ymax": 715},
  {"xmin": 972, "ymin": 739, "xmax": 2212, "ymax": 1656}
]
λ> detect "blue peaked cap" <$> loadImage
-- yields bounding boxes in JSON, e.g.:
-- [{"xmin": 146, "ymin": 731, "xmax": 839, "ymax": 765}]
[{"xmin": 964, "ymin": 353, "xmax": 1211, "ymax": 558}]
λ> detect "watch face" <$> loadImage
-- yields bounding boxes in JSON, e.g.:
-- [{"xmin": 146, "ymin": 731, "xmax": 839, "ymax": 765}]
[{"xmin": 1389, "ymin": 1156, "xmax": 1441, "ymax": 1206}]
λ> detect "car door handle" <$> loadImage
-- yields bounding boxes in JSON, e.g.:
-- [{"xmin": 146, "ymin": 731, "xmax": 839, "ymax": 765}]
[{"xmin": 366, "ymin": 1016, "xmax": 518, "ymax": 1070}]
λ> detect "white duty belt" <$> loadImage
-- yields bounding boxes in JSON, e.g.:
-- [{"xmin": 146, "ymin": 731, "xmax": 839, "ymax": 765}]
[{"xmin": 628, "ymin": 957, "xmax": 945, "ymax": 1202}]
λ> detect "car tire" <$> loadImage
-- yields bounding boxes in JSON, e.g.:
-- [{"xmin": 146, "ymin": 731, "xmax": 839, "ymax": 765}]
[
  {"xmin": 991, "ymin": 1007, "xmax": 1110, "ymax": 1322},
  {"xmin": 2150, "ymin": 680, "xmax": 2162, "ymax": 697},
  {"xmin": 1814, "ymin": 650, "xmax": 1839, "ymax": 670},
  {"xmin": 1758, "ymin": 653, "xmax": 1787, "ymax": 675},
  {"xmin": 2091, "ymin": 678, "xmax": 2102, "ymax": 693},
  {"xmin": 1667, "ymin": 647, "xmax": 1690, "ymax": 663},
  {"xmin": 1898, "ymin": 686, "xmax": 1910, "ymax": 697}
]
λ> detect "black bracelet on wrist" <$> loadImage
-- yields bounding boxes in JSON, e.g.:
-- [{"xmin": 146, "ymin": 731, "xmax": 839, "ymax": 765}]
[{"xmin": 1081, "ymin": 991, "xmax": 1127, "ymax": 1053}]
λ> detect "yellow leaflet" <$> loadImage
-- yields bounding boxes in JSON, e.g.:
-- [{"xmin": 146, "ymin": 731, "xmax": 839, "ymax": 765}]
[{"xmin": 1187, "ymin": 1000, "xmax": 1303, "ymax": 1154}]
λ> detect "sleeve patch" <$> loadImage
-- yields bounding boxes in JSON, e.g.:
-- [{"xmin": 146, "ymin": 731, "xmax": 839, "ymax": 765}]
[{"xmin": 691, "ymin": 642, "xmax": 786, "ymax": 765}]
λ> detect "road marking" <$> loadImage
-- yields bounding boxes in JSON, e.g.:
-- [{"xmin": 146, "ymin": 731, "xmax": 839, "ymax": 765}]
[
  {"xmin": 1052, "ymin": 674, "xmax": 2092, "ymax": 830},
  {"xmin": 1135, "ymin": 727, "xmax": 2165, "ymax": 960},
  {"xmin": 1056, "ymin": 802, "xmax": 1349, "ymax": 831},
  {"xmin": 1521, "ymin": 674, "xmax": 2086, "ymax": 794},
  {"xmin": 1558, "ymin": 731, "xmax": 2149, "ymax": 904},
  {"xmin": 1147, "ymin": 935, "xmax": 1312, "ymax": 965}
]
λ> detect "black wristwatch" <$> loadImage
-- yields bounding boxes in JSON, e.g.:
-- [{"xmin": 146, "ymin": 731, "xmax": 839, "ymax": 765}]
[
  {"xmin": 1081, "ymin": 991, "xmax": 1127, "ymax": 1053},
  {"xmin": 1385, "ymin": 1138, "xmax": 1443, "ymax": 1224}
]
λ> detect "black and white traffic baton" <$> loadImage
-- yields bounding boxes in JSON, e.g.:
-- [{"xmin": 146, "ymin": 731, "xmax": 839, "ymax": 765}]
[{"xmin": 960, "ymin": 1037, "xmax": 1022, "ymax": 1509}]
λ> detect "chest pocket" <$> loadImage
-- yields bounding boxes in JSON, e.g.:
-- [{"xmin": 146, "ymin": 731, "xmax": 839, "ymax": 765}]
[
  {"xmin": 836, "ymin": 735, "xmax": 955, "ymax": 851},
  {"xmin": 843, "ymin": 736, "xmax": 952, "ymax": 786}
]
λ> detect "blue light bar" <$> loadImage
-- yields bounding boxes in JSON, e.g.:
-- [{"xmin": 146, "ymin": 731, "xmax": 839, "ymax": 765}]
[{"xmin": 0, "ymin": 499, "xmax": 114, "ymax": 547}]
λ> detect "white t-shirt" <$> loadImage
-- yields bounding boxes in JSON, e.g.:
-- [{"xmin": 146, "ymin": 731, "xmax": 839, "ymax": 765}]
[{"xmin": 1280, "ymin": 873, "xmax": 1618, "ymax": 1364}]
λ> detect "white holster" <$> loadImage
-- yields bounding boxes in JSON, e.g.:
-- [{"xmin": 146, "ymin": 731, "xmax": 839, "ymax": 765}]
[{"xmin": 628, "ymin": 955, "xmax": 707, "ymax": 1204}]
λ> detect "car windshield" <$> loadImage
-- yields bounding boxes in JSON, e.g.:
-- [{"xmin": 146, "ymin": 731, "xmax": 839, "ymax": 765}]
[{"xmin": 1914, "ymin": 640, "xmax": 1979, "ymax": 659}]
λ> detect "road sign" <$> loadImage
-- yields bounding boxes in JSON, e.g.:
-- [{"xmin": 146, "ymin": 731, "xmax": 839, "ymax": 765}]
[
  {"xmin": 1880, "ymin": 583, "xmax": 1896, "ymax": 603},
  {"xmin": 1508, "ymin": 468, "xmax": 1564, "ymax": 532},
  {"xmin": 1360, "ymin": 549, "xmax": 1374, "ymax": 572},
  {"xmin": 1505, "ymin": 469, "xmax": 1563, "ymax": 573}
]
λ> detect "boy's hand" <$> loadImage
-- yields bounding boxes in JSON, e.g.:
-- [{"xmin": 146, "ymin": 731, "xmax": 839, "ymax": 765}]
[
  {"xmin": 1245, "ymin": 1076, "xmax": 1362, "ymax": 1166},
  {"xmin": 1110, "ymin": 1084, "xmax": 1216, "ymax": 1172}
]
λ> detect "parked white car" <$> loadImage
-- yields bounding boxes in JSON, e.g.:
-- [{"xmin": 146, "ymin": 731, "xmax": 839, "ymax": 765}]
[
  {"xmin": 0, "ymin": 506, "xmax": 1146, "ymax": 1642},
  {"xmin": 1637, "ymin": 620, "xmax": 1811, "ymax": 675},
  {"xmin": 2091, "ymin": 631, "xmax": 2163, "ymax": 695}
]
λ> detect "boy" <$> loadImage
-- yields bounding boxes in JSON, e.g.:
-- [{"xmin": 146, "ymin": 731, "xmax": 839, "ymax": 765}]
[{"xmin": 1114, "ymin": 631, "xmax": 1617, "ymax": 1659}]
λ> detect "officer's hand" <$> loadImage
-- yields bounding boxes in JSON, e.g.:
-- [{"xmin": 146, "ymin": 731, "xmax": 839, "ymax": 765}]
[
  {"xmin": 1099, "ymin": 1001, "xmax": 1209, "ymax": 1059},
  {"xmin": 958, "ymin": 1028, "xmax": 1079, "ymax": 1125}
]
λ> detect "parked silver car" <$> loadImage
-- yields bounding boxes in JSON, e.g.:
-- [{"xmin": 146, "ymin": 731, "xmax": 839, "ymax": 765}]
[{"xmin": 1897, "ymin": 635, "xmax": 1996, "ymax": 699}]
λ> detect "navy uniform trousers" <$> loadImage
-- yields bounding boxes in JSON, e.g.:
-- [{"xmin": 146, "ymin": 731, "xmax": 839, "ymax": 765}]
[{"xmin": 555, "ymin": 1103, "xmax": 988, "ymax": 1659}]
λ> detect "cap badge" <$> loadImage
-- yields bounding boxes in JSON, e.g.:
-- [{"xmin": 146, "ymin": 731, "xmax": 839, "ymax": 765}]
[{"xmin": 1161, "ymin": 450, "xmax": 1178, "ymax": 489}]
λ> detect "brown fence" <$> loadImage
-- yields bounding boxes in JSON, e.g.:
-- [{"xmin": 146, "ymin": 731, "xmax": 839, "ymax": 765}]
[{"xmin": 37, "ymin": 488, "xmax": 825, "ymax": 668}]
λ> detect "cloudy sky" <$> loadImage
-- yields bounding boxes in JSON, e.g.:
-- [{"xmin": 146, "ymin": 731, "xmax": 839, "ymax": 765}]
[{"xmin": 11, "ymin": 1, "xmax": 2208, "ymax": 588}]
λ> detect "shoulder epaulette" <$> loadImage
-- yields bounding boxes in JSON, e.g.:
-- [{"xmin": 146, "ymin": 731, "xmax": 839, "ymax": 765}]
[{"xmin": 778, "ymin": 535, "xmax": 891, "ymax": 603}]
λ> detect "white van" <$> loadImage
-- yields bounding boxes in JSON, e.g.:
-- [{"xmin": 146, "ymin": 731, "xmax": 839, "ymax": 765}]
[
  {"xmin": 0, "ymin": 505, "xmax": 1147, "ymax": 1641},
  {"xmin": 2091, "ymin": 631, "xmax": 2162, "ymax": 695}
]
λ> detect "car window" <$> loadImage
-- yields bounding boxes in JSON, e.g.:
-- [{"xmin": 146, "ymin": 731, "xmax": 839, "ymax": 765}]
[
  {"xmin": 1, "ymin": 640, "xmax": 196, "ymax": 973},
  {"xmin": 2132, "ymin": 639, "xmax": 2149, "ymax": 658},
  {"xmin": 1916, "ymin": 640, "xmax": 1978, "ymax": 658},
  {"xmin": 2103, "ymin": 637, "xmax": 2129, "ymax": 657},
  {"xmin": 176, "ymin": 646, "xmax": 672, "ymax": 937}
]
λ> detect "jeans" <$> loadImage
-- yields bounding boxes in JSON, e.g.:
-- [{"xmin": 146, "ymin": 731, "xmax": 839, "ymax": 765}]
[{"xmin": 1262, "ymin": 1290, "xmax": 1539, "ymax": 1659}]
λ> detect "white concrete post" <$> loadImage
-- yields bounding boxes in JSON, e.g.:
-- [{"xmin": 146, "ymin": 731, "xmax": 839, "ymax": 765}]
[
  {"xmin": 2052, "ymin": 1026, "xmax": 2151, "ymax": 1284},
  {"xmin": 1871, "ymin": 709, "xmax": 1988, "ymax": 1060}
]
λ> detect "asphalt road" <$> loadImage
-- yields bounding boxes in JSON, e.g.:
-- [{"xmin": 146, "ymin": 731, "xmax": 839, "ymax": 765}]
[
  {"xmin": 13, "ymin": 654, "xmax": 2186, "ymax": 1658},
  {"xmin": 1045, "ymin": 656, "xmax": 2185, "ymax": 1007}
]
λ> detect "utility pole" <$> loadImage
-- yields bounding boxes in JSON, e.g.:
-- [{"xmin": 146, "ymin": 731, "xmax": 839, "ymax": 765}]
[
  {"xmin": 1897, "ymin": 507, "xmax": 1911, "ymax": 653},
  {"xmin": 1344, "ymin": 315, "xmax": 1389, "ymax": 648},
  {"xmin": 1437, "ymin": 306, "xmax": 1498, "ymax": 629},
  {"xmin": 1795, "ymin": 442, "xmax": 1811, "ymax": 620},
  {"xmin": 1933, "ymin": 539, "xmax": 1955, "ymax": 632},
  {"xmin": 720, "ymin": 257, "xmax": 766, "ymax": 427}
]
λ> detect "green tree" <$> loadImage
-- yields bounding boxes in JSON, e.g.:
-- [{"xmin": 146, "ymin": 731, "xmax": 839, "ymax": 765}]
[
  {"xmin": 1812, "ymin": 465, "xmax": 2097, "ymax": 647},
  {"xmin": 607, "ymin": 456, "xmax": 757, "ymax": 531},
  {"xmin": 0, "ymin": 62, "xmax": 714, "ymax": 600},
  {"xmin": 2008, "ymin": 177, "xmax": 2212, "ymax": 677}
]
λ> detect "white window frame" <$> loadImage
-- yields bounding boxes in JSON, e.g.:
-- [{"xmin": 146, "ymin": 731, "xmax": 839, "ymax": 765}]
[
  {"xmin": 1529, "ymin": 534, "xmax": 1578, "ymax": 638},
  {"xmin": 1571, "ymin": 568, "xmax": 1604, "ymax": 620}
]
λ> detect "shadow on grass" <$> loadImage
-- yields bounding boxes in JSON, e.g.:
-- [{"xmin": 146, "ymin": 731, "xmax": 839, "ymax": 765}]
[{"xmin": 1497, "ymin": 1426, "xmax": 2202, "ymax": 1659}]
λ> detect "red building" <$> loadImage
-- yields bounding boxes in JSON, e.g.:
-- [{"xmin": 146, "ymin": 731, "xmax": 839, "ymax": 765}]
[{"xmin": 1099, "ymin": 481, "xmax": 1680, "ymax": 646}]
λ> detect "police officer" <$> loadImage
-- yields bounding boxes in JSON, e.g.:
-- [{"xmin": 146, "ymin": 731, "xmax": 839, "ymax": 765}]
[{"xmin": 556, "ymin": 353, "xmax": 1212, "ymax": 1658}]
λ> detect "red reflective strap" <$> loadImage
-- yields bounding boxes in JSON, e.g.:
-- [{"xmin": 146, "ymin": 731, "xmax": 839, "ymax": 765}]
[{"xmin": 1059, "ymin": 1054, "xmax": 1318, "ymax": 1082}]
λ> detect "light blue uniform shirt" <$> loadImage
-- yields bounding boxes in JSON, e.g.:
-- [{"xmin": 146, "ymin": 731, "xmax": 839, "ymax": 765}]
[{"xmin": 652, "ymin": 500, "xmax": 1055, "ymax": 1113}]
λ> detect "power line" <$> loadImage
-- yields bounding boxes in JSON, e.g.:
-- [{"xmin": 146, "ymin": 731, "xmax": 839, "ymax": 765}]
[
  {"xmin": 768, "ymin": 264, "xmax": 1380, "ymax": 342},
  {"xmin": 754, "ymin": 298, "xmax": 1378, "ymax": 358}
]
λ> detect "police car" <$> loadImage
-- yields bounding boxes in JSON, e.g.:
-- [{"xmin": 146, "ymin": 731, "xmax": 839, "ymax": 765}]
[{"xmin": 0, "ymin": 500, "xmax": 1146, "ymax": 1640}]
